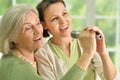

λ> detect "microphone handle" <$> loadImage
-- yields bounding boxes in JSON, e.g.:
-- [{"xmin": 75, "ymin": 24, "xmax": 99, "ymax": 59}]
[{"xmin": 71, "ymin": 30, "xmax": 102, "ymax": 40}]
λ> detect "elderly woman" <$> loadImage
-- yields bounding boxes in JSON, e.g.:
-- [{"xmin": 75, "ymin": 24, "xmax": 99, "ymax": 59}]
[{"xmin": 0, "ymin": 4, "xmax": 44, "ymax": 80}]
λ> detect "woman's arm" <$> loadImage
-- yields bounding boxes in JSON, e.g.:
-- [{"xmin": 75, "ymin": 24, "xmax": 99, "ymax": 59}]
[
  {"xmin": 99, "ymin": 51, "xmax": 117, "ymax": 80},
  {"xmin": 61, "ymin": 64, "xmax": 85, "ymax": 80}
]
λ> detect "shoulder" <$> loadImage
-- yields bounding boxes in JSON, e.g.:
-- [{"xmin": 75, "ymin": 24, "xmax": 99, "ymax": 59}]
[
  {"xmin": 0, "ymin": 54, "xmax": 24, "ymax": 67},
  {"xmin": 0, "ymin": 54, "xmax": 43, "ymax": 80},
  {"xmin": 10, "ymin": 63, "xmax": 43, "ymax": 80},
  {"xmin": 35, "ymin": 42, "xmax": 66, "ymax": 67},
  {"xmin": 10, "ymin": 58, "xmax": 43, "ymax": 80},
  {"xmin": 1, "ymin": 54, "xmax": 33, "ymax": 70},
  {"xmin": 35, "ymin": 43, "xmax": 55, "ymax": 59}
]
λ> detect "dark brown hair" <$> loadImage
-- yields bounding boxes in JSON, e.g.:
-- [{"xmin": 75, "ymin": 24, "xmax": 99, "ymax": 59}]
[{"xmin": 36, "ymin": 0, "xmax": 66, "ymax": 37}]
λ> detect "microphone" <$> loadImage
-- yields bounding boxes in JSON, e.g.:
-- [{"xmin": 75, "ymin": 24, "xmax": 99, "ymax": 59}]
[{"xmin": 71, "ymin": 30, "xmax": 102, "ymax": 40}]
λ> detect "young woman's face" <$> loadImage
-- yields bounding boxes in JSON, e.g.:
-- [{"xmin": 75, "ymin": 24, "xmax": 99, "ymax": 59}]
[
  {"xmin": 43, "ymin": 2, "xmax": 71, "ymax": 38},
  {"xmin": 15, "ymin": 11, "xmax": 43, "ymax": 51}
]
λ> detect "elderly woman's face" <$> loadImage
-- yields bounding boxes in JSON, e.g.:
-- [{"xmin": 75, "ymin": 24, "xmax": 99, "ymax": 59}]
[{"xmin": 14, "ymin": 11, "xmax": 43, "ymax": 51}]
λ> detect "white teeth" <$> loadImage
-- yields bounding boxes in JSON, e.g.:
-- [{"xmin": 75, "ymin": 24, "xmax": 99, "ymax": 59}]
[
  {"xmin": 34, "ymin": 37, "xmax": 40, "ymax": 41},
  {"xmin": 60, "ymin": 25, "xmax": 67, "ymax": 30}
]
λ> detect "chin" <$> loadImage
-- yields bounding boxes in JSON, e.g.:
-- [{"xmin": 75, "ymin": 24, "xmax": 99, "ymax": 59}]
[{"xmin": 35, "ymin": 44, "xmax": 43, "ymax": 49}]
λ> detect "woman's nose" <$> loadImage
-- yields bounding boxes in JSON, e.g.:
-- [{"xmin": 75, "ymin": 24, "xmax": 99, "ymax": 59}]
[
  {"xmin": 33, "ymin": 28, "xmax": 39, "ymax": 35},
  {"xmin": 33, "ymin": 25, "xmax": 43, "ymax": 35},
  {"xmin": 59, "ymin": 17, "xmax": 66, "ymax": 24}
]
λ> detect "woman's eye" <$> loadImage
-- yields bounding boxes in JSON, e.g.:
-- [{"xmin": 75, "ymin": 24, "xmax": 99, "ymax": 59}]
[
  {"xmin": 51, "ymin": 17, "xmax": 58, "ymax": 21},
  {"xmin": 36, "ymin": 21, "xmax": 40, "ymax": 25},
  {"xmin": 63, "ymin": 12, "xmax": 68, "ymax": 16},
  {"xmin": 25, "ymin": 26, "xmax": 31, "ymax": 30}
]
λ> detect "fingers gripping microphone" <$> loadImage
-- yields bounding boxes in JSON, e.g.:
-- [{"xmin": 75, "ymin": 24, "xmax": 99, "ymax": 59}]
[{"xmin": 71, "ymin": 30, "xmax": 102, "ymax": 40}]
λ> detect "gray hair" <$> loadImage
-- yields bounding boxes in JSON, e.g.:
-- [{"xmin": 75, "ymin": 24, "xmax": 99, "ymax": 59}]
[{"xmin": 0, "ymin": 4, "xmax": 38, "ymax": 54}]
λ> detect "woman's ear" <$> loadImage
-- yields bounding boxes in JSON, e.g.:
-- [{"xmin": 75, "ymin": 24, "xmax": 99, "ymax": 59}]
[
  {"xmin": 12, "ymin": 38, "xmax": 17, "ymax": 44},
  {"xmin": 9, "ymin": 38, "xmax": 16, "ymax": 49},
  {"xmin": 41, "ymin": 21, "xmax": 47, "ymax": 29},
  {"xmin": 12, "ymin": 36, "xmax": 19, "ymax": 44}
]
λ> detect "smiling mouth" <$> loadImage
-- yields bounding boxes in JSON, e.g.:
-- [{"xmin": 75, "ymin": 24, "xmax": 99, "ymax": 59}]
[
  {"xmin": 33, "ymin": 37, "xmax": 42, "ymax": 41},
  {"xmin": 60, "ymin": 25, "xmax": 68, "ymax": 31}
]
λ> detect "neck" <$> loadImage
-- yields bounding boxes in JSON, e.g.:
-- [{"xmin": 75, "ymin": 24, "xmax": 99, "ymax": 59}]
[
  {"xmin": 51, "ymin": 36, "xmax": 73, "ymax": 56},
  {"xmin": 15, "ymin": 48, "xmax": 35, "ymax": 62},
  {"xmin": 52, "ymin": 36, "xmax": 72, "ymax": 46}
]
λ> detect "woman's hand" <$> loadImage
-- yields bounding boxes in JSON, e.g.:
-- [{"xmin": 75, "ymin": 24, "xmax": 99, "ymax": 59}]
[
  {"xmin": 79, "ymin": 26, "xmax": 96, "ymax": 56},
  {"xmin": 76, "ymin": 26, "xmax": 97, "ymax": 70},
  {"xmin": 82, "ymin": 26, "xmax": 107, "ymax": 55}
]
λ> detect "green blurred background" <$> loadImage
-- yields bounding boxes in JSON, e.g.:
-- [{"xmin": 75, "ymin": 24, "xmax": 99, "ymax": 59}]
[{"xmin": 0, "ymin": 0, "xmax": 120, "ymax": 72}]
